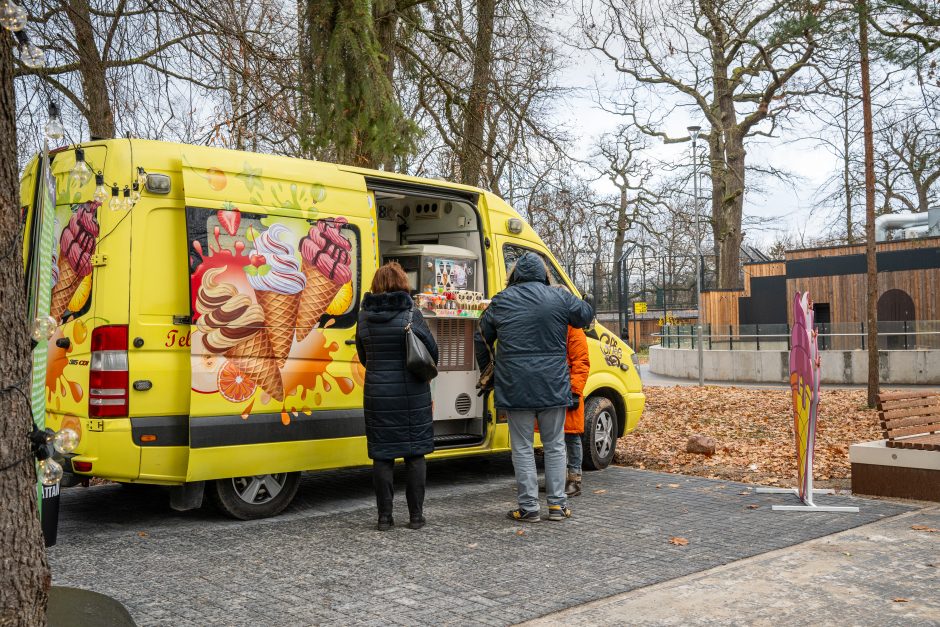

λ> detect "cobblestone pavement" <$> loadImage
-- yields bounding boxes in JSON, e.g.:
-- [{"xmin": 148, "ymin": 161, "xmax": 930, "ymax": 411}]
[{"xmin": 48, "ymin": 458, "xmax": 914, "ymax": 626}]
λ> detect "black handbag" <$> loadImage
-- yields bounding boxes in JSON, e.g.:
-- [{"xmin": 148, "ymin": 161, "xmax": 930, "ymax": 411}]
[{"xmin": 404, "ymin": 309, "xmax": 438, "ymax": 381}]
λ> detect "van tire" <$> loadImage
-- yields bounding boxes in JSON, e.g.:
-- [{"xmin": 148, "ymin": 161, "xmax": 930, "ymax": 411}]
[
  {"xmin": 209, "ymin": 472, "xmax": 301, "ymax": 520},
  {"xmin": 581, "ymin": 396, "xmax": 617, "ymax": 471}
]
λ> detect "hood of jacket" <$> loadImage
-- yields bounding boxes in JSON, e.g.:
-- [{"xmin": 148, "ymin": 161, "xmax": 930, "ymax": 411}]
[
  {"xmin": 508, "ymin": 252, "xmax": 548, "ymax": 286},
  {"xmin": 362, "ymin": 291, "xmax": 413, "ymax": 322}
]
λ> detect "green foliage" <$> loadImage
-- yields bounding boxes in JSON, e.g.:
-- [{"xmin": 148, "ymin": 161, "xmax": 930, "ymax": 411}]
[{"xmin": 301, "ymin": 0, "xmax": 420, "ymax": 166}]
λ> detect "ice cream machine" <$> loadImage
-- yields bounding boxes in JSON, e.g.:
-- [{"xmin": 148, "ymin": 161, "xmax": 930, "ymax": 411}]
[{"xmin": 382, "ymin": 245, "xmax": 487, "ymax": 433}]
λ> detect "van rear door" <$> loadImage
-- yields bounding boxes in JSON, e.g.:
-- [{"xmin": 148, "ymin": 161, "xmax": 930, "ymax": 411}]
[{"xmin": 180, "ymin": 152, "xmax": 373, "ymax": 481}]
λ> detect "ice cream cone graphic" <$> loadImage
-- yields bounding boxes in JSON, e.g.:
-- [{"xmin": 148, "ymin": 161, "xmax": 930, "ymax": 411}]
[
  {"xmin": 225, "ymin": 329, "xmax": 284, "ymax": 401},
  {"xmin": 196, "ymin": 267, "xmax": 284, "ymax": 401},
  {"xmin": 244, "ymin": 224, "xmax": 305, "ymax": 368},
  {"xmin": 50, "ymin": 202, "xmax": 100, "ymax": 321},
  {"xmin": 296, "ymin": 217, "xmax": 353, "ymax": 341}
]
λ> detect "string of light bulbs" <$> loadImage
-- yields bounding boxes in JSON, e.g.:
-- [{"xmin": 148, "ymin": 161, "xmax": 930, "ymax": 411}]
[{"xmin": 1, "ymin": 1, "xmax": 45, "ymax": 68}]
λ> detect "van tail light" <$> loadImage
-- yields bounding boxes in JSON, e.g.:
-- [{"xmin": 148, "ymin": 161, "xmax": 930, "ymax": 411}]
[{"xmin": 89, "ymin": 325, "xmax": 128, "ymax": 417}]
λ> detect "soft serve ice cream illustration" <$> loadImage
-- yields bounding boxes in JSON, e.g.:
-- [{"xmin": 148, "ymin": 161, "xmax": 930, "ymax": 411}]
[
  {"xmin": 243, "ymin": 223, "xmax": 306, "ymax": 368},
  {"xmin": 296, "ymin": 217, "xmax": 353, "ymax": 341},
  {"xmin": 196, "ymin": 266, "xmax": 285, "ymax": 401},
  {"xmin": 50, "ymin": 201, "xmax": 100, "ymax": 321}
]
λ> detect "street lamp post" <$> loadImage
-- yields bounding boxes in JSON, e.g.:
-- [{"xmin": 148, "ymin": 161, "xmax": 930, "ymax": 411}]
[{"xmin": 688, "ymin": 125, "xmax": 704, "ymax": 386}]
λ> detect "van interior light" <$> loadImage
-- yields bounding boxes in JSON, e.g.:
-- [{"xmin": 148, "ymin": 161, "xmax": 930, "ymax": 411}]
[
  {"xmin": 507, "ymin": 218, "xmax": 523, "ymax": 234},
  {"xmin": 145, "ymin": 173, "xmax": 171, "ymax": 194}
]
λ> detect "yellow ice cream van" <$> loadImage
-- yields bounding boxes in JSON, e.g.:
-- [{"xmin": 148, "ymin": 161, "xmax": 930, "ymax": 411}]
[{"xmin": 21, "ymin": 140, "xmax": 644, "ymax": 519}]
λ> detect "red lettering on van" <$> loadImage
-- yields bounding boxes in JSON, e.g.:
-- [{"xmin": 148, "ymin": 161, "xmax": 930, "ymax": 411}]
[{"xmin": 165, "ymin": 329, "xmax": 193, "ymax": 348}]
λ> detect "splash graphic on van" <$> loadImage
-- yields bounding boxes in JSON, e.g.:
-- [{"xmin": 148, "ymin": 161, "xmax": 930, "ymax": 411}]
[{"xmin": 188, "ymin": 207, "xmax": 359, "ymax": 423}]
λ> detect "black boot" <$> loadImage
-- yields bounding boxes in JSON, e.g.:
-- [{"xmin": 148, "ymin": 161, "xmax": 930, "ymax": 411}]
[
  {"xmin": 377, "ymin": 513, "xmax": 394, "ymax": 531},
  {"xmin": 408, "ymin": 511, "xmax": 426, "ymax": 530}
]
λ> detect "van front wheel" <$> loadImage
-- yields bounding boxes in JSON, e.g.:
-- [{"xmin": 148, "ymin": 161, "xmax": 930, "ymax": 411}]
[
  {"xmin": 581, "ymin": 397, "xmax": 617, "ymax": 471},
  {"xmin": 210, "ymin": 472, "xmax": 301, "ymax": 520}
]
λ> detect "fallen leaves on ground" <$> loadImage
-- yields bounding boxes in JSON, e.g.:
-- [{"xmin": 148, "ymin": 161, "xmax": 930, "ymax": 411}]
[
  {"xmin": 911, "ymin": 525, "xmax": 939, "ymax": 533},
  {"xmin": 893, "ymin": 598, "xmax": 909, "ymax": 603},
  {"xmin": 616, "ymin": 386, "xmax": 885, "ymax": 489},
  {"xmin": 593, "ymin": 489, "xmax": 607, "ymax": 494},
  {"xmin": 137, "ymin": 531, "xmax": 148, "ymax": 538},
  {"xmin": 669, "ymin": 537, "xmax": 689, "ymax": 546}
]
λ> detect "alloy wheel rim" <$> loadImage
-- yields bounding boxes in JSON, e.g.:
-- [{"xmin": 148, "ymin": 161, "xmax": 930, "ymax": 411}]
[
  {"xmin": 232, "ymin": 473, "xmax": 286, "ymax": 505},
  {"xmin": 594, "ymin": 410, "xmax": 613, "ymax": 459}
]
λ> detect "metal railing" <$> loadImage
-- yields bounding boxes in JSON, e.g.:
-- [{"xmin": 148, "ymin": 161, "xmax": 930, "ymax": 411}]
[{"xmin": 656, "ymin": 320, "xmax": 940, "ymax": 351}]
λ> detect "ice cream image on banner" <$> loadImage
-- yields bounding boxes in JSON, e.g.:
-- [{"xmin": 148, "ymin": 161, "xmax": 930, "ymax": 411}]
[
  {"xmin": 196, "ymin": 267, "xmax": 285, "ymax": 401},
  {"xmin": 50, "ymin": 201, "xmax": 99, "ymax": 321},
  {"xmin": 756, "ymin": 292, "xmax": 858, "ymax": 513},
  {"xmin": 244, "ymin": 223, "xmax": 305, "ymax": 368},
  {"xmin": 296, "ymin": 217, "xmax": 353, "ymax": 342}
]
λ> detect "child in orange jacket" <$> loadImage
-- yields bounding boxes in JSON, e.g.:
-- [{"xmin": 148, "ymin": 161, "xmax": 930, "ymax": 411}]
[{"xmin": 565, "ymin": 326, "xmax": 591, "ymax": 496}]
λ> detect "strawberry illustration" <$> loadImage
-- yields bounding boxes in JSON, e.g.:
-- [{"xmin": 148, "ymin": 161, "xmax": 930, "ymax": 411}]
[{"xmin": 217, "ymin": 205, "xmax": 241, "ymax": 236}]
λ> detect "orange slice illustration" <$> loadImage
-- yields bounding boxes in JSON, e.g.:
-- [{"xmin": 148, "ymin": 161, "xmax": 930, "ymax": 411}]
[
  {"xmin": 218, "ymin": 360, "xmax": 257, "ymax": 403},
  {"xmin": 326, "ymin": 281, "xmax": 354, "ymax": 315},
  {"xmin": 68, "ymin": 275, "xmax": 92, "ymax": 313}
]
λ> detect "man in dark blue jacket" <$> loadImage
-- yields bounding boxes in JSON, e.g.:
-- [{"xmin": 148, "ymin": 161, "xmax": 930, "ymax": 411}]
[{"xmin": 475, "ymin": 252, "xmax": 594, "ymax": 522}]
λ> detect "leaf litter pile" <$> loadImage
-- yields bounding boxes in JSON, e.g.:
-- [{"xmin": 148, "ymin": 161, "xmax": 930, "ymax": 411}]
[{"xmin": 615, "ymin": 386, "xmax": 884, "ymax": 490}]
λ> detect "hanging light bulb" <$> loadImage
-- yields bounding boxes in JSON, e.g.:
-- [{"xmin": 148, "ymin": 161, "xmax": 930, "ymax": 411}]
[
  {"xmin": 93, "ymin": 172, "xmax": 108, "ymax": 204},
  {"xmin": 44, "ymin": 101, "xmax": 64, "ymax": 140},
  {"xmin": 108, "ymin": 184, "xmax": 123, "ymax": 212},
  {"xmin": 0, "ymin": 2, "xmax": 28, "ymax": 32},
  {"xmin": 14, "ymin": 30, "xmax": 44, "ymax": 69},
  {"xmin": 122, "ymin": 185, "xmax": 131, "ymax": 209},
  {"xmin": 130, "ymin": 181, "xmax": 141, "ymax": 206},
  {"xmin": 69, "ymin": 147, "xmax": 93, "ymax": 188},
  {"xmin": 136, "ymin": 167, "xmax": 148, "ymax": 189},
  {"xmin": 30, "ymin": 315, "xmax": 57, "ymax": 342},
  {"xmin": 53, "ymin": 428, "xmax": 80, "ymax": 455},
  {"xmin": 38, "ymin": 458, "xmax": 64, "ymax": 485}
]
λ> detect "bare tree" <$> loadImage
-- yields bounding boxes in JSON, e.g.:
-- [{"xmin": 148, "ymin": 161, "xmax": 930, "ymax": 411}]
[{"xmin": 581, "ymin": 0, "xmax": 822, "ymax": 288}]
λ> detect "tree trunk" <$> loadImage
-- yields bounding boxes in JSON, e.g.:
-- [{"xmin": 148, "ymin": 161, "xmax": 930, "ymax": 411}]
[
  {"xmin": 297, "ymin": 0, "xmax": 315, "ymax": 158},
  {"xmin": 0, "ymin": 33, "xmax": 51, "ymax": 626},
  {"xmin": 66, "ymin": 0, "xmax": 116, "ymax": 139},
  {"xmin": 458, "ymin": 0, "xmax": 495, "ymax": 187},
  {"xmin": 714, "ymin": 130, "xmax": 744, "ymax": 289},
  {"xmin": 859, "ymin": 0, "xmax": 879, "ymax": 408},
  {"xmin": 842, "ymin": 88, "xmax": 855, "ymax": 244},
  {"xmin": 373, "ymin": 0, "xmax": 398, "ymax": 170}
]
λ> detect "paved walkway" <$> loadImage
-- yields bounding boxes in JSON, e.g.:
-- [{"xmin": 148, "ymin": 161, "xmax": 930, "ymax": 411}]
[
  {"xmin": 526, "ymin": 505, "xmax": 940, "ymax": 626},
  {"xmin": 48, "ymin": 458, "xmax": 912, "ymax": 626}
]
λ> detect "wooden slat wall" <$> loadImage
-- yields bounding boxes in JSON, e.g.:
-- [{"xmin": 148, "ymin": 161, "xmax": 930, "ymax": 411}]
[
  {"xmin": 785, "ymin": 268, "xmax": 940, "ymax": 325},
  {"xmin": 786, "ymin": 236, "xmax": 940, "ymax": 260},
  {"xmin": 700, "ymin": 290, "xmax": 742, "ymax": 327}
]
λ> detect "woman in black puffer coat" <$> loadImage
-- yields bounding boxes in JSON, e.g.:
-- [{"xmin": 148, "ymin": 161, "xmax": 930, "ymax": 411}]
[{"xmin": 355, "ymin": 262, "xmax": 438, "ymax": 531}]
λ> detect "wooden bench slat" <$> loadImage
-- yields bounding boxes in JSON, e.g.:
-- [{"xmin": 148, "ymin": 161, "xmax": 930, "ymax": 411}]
[
  {"xmin": 885, "ymin": 425, "xmax": 940, "ymax": 438},
  {"xmin": 878, "ymin": 397, "xmax": 940, "ymax": 412},
  {"xmin": 883, "ymin": 415, "xmax": 940, "ymax": 430},
  {"xmin": 888, "ymin": 435, "xmax": 940, "ymax": 451},
  {"xmin": 878, "ymin": 391, "xmax": 938, "ymax": 402},
  {"xmin": 881, "ymin": 404, "xmax": 940, "ymax": 421}
]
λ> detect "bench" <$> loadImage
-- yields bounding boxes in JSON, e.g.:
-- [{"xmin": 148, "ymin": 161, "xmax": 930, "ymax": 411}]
[{"xmin": 877, "ymin": 391, "xmax": 940, "ymax": 451}]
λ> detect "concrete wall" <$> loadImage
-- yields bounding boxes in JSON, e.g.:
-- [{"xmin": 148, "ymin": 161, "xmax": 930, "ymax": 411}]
[{"xmin": 649, "ymin": 346, "xmax": 940, "ymax": 384}]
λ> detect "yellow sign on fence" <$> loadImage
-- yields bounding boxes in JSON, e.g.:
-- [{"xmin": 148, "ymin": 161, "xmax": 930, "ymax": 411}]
[{"xmin": 633, "ymin": 301, "xmax": 648, "ymax": 314}]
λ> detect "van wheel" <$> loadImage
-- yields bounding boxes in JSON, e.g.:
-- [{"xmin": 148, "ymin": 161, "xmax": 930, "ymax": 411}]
[
  {"xmin": 209, "ymin": 472, "xmax": 301, "ymax": 520},
  {"xmin": 581, "ymin": 397, "xmax": 617, "ymax": 471}
]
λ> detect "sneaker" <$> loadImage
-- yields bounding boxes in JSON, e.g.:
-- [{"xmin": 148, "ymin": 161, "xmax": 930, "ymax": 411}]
[
  {"xmin": 377, "ymin": 514, "xmax": 394, "ymax": 531},
  {"xmin": 547, "ymin": 505, "xmax": 571, "ymax": 521},
  {"xmin": 565, "ymin": 478, "xmax": 582, "ymax": 497},
  {"xmin": 408, "ymin": 515, "xmax": 426, "ymax": 530},
  {"xmin": 507, "ymin": 508, "xmax": 541, "ymax": 523}
]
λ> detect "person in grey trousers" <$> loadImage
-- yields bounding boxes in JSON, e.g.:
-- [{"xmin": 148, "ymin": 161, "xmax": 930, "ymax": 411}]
[{"xmin": 474, "ymin": 252, "xmax": 594, "ymax": 521}]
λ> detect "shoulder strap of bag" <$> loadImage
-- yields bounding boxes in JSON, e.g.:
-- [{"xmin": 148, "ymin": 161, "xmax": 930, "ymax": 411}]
[{"xmin": 405, "ymin": 307, "xmax": 413, "ymax": 331}]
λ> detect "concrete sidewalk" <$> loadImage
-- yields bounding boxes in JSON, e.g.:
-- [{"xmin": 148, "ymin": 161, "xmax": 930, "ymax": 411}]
[{"xmin": 526, "ymin": 505, "xmax": 940, "ymax": 626}]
